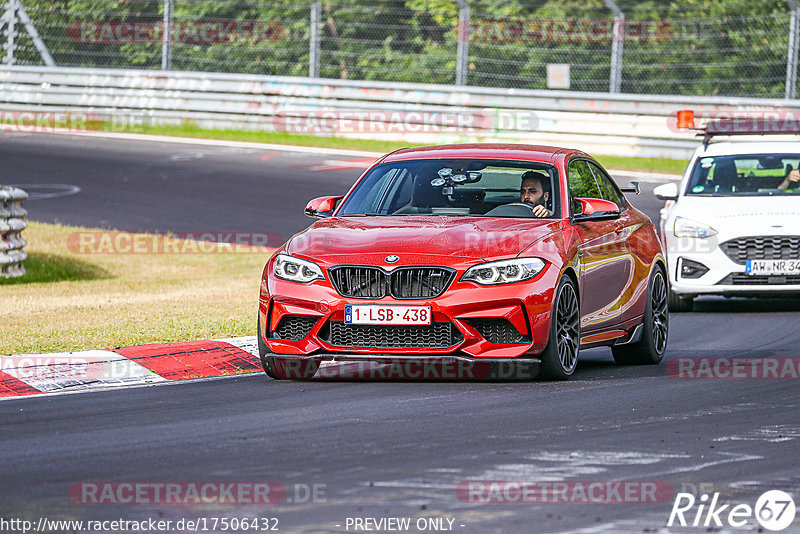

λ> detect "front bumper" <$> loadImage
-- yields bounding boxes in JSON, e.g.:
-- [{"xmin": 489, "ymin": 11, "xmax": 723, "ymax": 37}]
[
  {"xmin": 258, "ymin": 265, "xmax": 558, "ymax": 359},
  {"xmin": 666, "ymin": 236, "xmax": 800, "ymax": 296}
]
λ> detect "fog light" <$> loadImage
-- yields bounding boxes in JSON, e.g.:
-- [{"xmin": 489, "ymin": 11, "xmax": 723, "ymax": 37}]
[{"xmin": 680, "ymin": 258, "xmax": 709, "ymax": 279}]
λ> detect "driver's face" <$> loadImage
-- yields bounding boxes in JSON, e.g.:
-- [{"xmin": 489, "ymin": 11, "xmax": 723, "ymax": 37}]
[{"xmin": 521, "ymin": 178, "xmax": 549, "ymax": 206}]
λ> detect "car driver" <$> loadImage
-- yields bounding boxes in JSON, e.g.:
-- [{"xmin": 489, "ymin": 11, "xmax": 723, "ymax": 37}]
[{"xmin": 520, "ymin": 170, "xmax": 553, "ymax": 217}]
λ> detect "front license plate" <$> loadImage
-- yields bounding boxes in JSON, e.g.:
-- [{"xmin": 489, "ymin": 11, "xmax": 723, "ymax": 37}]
[
  {"xmin": 344, "ymin": 305, "xmax": 431, "ymax": 325},
  {"xmin": 745, "ymin": 259, "xmax": 800, "ymax": 275}
]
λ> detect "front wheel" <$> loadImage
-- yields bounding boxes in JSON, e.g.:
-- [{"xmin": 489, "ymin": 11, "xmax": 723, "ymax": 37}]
[
  {"xmin": 612, "ymin": 267, "xmax": 669, "ymax": 365},
  {"xmin": 257, "ymin": 316, "xmax": 319, "ymax": 380},
  {"xmin": 539, "ymin": 276, "xmax": 581, "ymax": 380}
]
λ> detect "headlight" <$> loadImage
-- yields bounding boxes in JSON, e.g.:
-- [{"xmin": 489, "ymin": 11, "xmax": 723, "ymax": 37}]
[
  {"xmin": 673, "ymin": 216, "xmax": 718, "ymax": 239},
  {"xmin": 273, "ymin": 254, "xmax": 325, "ymax": 283},
  {"xmin": 461, "ymin": 258, "xmax": 546, "ymax": 285}
]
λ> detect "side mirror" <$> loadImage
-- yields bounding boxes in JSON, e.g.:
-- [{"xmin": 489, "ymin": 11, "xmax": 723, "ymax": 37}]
[
  {"xmin": 304, "ymin": 195, "xmax": 343, "ymax": 218},
  {"xmin": 653, "ymin": 182, "xmax": 679, "ymax": 201},
  {"xmin": 573, "ymin": 197, "xmax": 621, "ymax": 222},
  {"xmin": 619, "ymin": 181, "xmax": 640, "ymax": 194}
]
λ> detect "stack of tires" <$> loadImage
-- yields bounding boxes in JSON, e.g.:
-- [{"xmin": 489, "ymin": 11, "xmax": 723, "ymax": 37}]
[{"xmin": 0, "ymin": 185, "xmax": 29, "ymax": 278}]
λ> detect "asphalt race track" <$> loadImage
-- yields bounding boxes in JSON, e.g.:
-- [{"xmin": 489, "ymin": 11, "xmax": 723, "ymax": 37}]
[
  {"xmin": 0, "ymin": 133, "xmax": 362, "ymax": 241},
  {"xmin": 2, "ymin": 133, "xmax": 799, "ymax": 533}
]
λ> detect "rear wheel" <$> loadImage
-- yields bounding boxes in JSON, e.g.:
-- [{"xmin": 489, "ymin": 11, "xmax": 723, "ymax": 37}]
[
  {"xmin": 612, "ymin": 267, "xmax": 669, "ymax": 365},
  {"xmin": 539, "ymin": 276, "xmax": 581, "ymax": 380},
  {"xmin": 667, "ymin": 289, "xmax": 694, "ymax": 312},
  {"xmin": 257, "ymin": 316, "xmax": 319, "ymax": 380}
]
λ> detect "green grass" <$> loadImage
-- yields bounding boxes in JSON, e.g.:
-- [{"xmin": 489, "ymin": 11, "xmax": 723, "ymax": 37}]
[
  {"xmin": 1, "ymin": 222, "xmax": 274, "ymax": 354},
  {"xmin": 595, "ymin": 155, "xmax": 688, "ymax": 175},
  {"xmin": 120, "ymin": 123, "xmax": 412, "ymax": 154},
  {"xmin": 103, "ymin": 122, "xmax": 686, "ymax": 174}
]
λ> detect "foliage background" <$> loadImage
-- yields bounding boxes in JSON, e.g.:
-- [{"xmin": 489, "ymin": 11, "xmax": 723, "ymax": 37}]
[{"xmin": 13, "ymin": 0, "xmax": 795, "ymax": 97}]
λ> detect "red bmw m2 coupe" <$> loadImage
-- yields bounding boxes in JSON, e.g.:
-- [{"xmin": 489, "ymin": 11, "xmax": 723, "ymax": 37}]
[{"xmin": 258, "ymin": 144, "xmax": 668, "ymax": 380}]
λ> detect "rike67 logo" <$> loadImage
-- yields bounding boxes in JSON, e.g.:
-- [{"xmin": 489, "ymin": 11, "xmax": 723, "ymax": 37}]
[{"xmin": 668, "ymin": 490, "xmax": 796, "ymax": 531}]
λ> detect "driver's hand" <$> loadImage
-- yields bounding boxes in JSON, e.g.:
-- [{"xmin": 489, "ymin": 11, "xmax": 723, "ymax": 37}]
[
  {"xmin": 530, "ymin": 205, "xmax": 552, "ymax": 217},
  {"xmin": 779, "ymin": 169, "xmax": 800, "ymax": 191}
]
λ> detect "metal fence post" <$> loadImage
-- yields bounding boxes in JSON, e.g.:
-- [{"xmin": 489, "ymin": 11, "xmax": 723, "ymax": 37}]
[
  {"xmin": 603, "ymin": 0, "xmax": 624, "ymax": 94},
  {"xmin": 455, "ymin": 0, "xmax": 469, "ymax": 86},
  {"xmin": 4, "ymin": 0, "xmax": 17, "ymax": 66},
  {"xmin": 161, "ymin": 0, "xmax": 173, "ymax": 70},
  {"xmin": 309, "ymin": 0, "xmax": 321, "ymax": 78},
  {"xmin": 16, "ymin": 0, "xmax": 55, "ymax": 66},
  {"xmin": 786, "ymin": 0, "xmax": 799, "ymax": 98}
]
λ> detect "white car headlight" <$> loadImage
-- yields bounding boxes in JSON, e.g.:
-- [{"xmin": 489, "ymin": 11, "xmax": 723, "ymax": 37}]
[
  {"xmin": 461, "ymin": 258, "xmax": 546, "ymax": 285},
  {"xmin": 273, "ymin": 254, "xmax": 325, "ymax": 283},
  {"xmin": 673, "ymin": 216, "xmax": 718, "ymax": 239}
]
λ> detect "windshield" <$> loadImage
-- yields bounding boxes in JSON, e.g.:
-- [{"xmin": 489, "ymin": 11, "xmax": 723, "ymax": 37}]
[
  {"xmin": 686, "ymin": 153, "xmax": 800, "ymax": 196},
  {"xmin": 337, "ymin": 159, "xmax": 560, "ymax": 218}
]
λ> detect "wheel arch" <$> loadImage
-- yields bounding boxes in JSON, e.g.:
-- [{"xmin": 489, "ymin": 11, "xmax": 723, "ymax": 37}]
[
  {"xmin": 559, "ymin": 264, "xmax": 581, "ymax": 319},
  {"xmin": 651, "ymin": 254, "xmax": 668, "ymax": 291},
  {"xmin": 652, "ymin": 255, "xmax": 667, "ymax": 278},
  {"xmin": 560, "ymin": 265, "xmax": 580, "ymax": 294}
]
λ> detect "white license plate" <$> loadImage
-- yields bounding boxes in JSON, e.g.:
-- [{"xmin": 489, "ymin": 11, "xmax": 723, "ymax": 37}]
[
  {"xmin": 344, "ymin": 305, "xmax": 431, "ymax": 325},
  {"xmin": 745, "ymin": 259, "xmax": 800, "ymax": 275}
]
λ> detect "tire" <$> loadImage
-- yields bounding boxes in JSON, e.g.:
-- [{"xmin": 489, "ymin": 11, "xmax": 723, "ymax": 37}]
[
  {"xmin": 539, "ymin": 276, "xmax": 581, "ymax": 380},
  {"xmin": 257, "ymin": 316, "xmax": 319, "ymax": 380},
  {"xmin": 668, "ymin": 290, "xmax": 694, "ymax": 312},
  {"xmin": 612, "ymin": 267, "xmax": 669, "ymax": 365}
]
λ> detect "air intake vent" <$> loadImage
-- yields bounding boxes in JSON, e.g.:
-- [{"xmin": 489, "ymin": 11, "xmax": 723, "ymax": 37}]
[
  {"xmin": 268, "ymin": 316, "xmax": 318, "ymax": 341},
  {"xmin": 717, "ymin": 273, "xmax": 800, "ymax": 286},
  {"xmin": 720, "ymin": 236, "xmax": 800, "ymax": 265},
  {"xmin": 321, "ymin": 321, "xmax": 462, "ymax": 348},
  {"xmin": 469, "ymin": 318, "xmax": 530, "ymax": 344}
]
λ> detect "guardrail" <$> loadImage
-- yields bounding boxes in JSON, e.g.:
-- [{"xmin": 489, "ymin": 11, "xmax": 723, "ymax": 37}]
[
  {"xmin": 2, "ymin": 66, "xmax": 800, "ymax": 159},
  {"xmin": 0, "ymin": 185, "xmax": 28, "ymax": 278}
]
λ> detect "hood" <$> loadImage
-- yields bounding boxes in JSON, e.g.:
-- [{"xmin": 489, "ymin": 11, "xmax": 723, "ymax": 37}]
[
  {"xmin": 673, "ymin": 196, "xmax": 800, "ymax": 233},
  {"xmin": 286, "ymin": 216, "xmax": 563, "ymax": 263}
]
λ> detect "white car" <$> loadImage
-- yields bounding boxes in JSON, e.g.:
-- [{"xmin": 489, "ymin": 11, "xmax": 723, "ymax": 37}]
[{"xmin": 655, "ymin": 137, "xmax": 800, "ymax": 311}]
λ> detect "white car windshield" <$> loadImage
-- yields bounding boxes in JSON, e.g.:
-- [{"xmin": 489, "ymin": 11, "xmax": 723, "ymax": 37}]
[{"xmin": 686, "ymin": 153, "xmax": 800, "ymax": 196}]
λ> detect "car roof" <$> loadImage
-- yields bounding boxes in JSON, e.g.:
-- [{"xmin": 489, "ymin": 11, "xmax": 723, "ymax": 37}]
[
  {"xmin": 380, "ymin": 143, "xmax": 589, "ymax": 164},
  {"xmin": 693, "ymin": 139, "xmax": 800, "ymax": 158}
]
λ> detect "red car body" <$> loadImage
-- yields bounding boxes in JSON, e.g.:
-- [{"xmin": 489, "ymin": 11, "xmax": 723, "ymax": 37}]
[{"xmin": 258, "ymin": 144, "xmax": 667, "ymax": 379}]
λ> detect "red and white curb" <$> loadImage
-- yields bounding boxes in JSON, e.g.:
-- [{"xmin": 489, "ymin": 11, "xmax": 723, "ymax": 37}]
[{"xmin": 0, "ymin": 336, "xmax": 261, "ymax": 399}]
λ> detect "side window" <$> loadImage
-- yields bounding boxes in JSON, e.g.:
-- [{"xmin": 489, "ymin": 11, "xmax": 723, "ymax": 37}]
[
  {"xmin": 567, "ymin": 159, "xmax": 602, "ymax": 214},
  {"xmin": 588, "ymin": 162, "xmax": 625, "ymax": 209}
]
